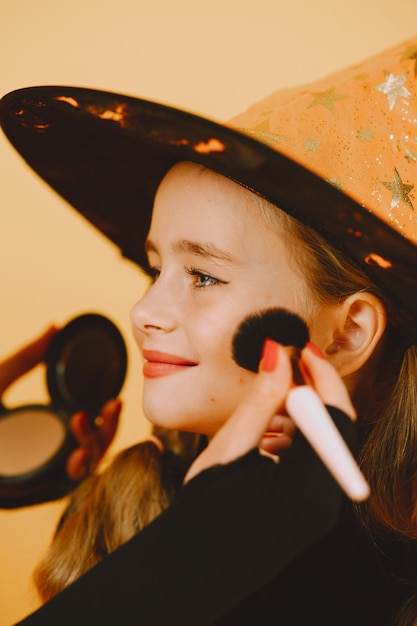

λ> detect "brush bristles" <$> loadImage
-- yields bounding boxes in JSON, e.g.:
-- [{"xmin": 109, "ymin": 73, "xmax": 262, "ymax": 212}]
[{"xmin": 232, "ymin": 308, "xmax": 310, "ymax": 373}]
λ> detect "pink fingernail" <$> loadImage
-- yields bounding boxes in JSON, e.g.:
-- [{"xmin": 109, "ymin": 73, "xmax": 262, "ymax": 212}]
[{"xmin": 260, "ymin": 338, "xmax": 279, "ymax": 372}]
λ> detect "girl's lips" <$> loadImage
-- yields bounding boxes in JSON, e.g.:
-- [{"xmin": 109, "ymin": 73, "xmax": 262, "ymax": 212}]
[{"xmin": 142, "ymin": 350, "xmax": 198, "ymax": 378}]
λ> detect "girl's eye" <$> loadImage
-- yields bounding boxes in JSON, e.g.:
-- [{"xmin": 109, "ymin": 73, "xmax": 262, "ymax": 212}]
[{"xmin": 186, "ymin": 267, "xmax": 225, "ymax": 288}]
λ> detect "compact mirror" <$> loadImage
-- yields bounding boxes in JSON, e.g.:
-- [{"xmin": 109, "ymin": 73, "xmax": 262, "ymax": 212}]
[{"xmin": 0, "ymin": 313, "xmax": 127, "ymax": 508}]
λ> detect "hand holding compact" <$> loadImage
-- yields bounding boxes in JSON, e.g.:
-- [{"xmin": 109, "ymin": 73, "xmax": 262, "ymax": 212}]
[
  {"xmin": 0, "ymin": 314, "xmax": 126, "ymax": 507},
  {"xmin": 66, "ymin": 397, "xmax": 121, "ymax": 481}
]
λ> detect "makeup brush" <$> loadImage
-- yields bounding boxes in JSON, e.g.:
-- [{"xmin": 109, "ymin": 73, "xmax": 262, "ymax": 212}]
[
  {"xmin": 232, "ymin": 308, "xmax": 309, "ymax": 376},
  {"xmin": 232, "ymin": 307, "xmax": 370, "ymax": 501}
]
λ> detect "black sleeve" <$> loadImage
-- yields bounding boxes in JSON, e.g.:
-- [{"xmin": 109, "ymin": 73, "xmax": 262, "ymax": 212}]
[{"xmin": 16, "ymin": 407, "xmax": 356, "ymax": 626}]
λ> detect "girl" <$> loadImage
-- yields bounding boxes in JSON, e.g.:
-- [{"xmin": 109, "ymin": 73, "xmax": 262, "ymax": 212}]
[{"xmin": 2, "ymin": 36, "xmax": 417, "ymax": 625}]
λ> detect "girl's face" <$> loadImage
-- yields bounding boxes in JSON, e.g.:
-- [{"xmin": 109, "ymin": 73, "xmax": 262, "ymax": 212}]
[{"xmin": 130, "ymin": 162, "xmax": 311, "ymax": 436}]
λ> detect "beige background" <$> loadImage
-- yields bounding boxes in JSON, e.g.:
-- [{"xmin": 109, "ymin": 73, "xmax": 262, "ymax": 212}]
[{"xmin": 1, "ymin": 0, "xmax": 416, "ymax": 623}]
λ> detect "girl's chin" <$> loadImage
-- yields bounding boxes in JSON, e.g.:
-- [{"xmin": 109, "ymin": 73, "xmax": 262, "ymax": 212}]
[{"xmin": 143, "ymin": 406, "xmax": 222, "ymax": 437}]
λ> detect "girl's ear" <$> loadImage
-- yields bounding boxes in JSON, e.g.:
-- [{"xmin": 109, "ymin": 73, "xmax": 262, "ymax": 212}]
[{"xmin": 323, "ymin": 292, "xmax": 387, "ymax": 377}]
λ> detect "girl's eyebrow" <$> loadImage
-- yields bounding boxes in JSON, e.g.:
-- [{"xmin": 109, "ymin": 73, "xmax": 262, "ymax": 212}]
[{"xmin": 145, "ymin": 238, "xmax": 240, "ymax": 265}]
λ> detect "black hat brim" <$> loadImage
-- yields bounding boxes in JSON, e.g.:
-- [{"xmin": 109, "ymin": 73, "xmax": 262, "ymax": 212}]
[{"xmin": 2, "ymin": 85, "xmax": 417, "ymax": 318}]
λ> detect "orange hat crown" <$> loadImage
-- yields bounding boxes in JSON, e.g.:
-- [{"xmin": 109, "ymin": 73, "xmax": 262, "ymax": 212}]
[{"xmin": 230, "ymin": 38, "xmax": 417, "ymax": 242}]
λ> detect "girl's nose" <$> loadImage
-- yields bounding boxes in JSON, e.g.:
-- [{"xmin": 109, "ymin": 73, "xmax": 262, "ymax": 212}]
[{"xmin": 130, "ymin": 281, "xmax": 177, "ymax": 335}]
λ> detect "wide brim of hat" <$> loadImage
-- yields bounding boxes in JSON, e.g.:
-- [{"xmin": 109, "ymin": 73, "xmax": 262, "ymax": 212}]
[{"xmin": 2, "ymin": 85, "xmax": 417, "ymax": 318}]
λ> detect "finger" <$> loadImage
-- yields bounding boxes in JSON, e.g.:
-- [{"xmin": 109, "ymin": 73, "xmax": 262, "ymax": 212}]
[
  {"xmin": 88, "ymin": 399, "xmax": 122, "ymax": 470},
  {"xmin": 260, "ymin": 432, "xmax": 294, "ymax": 453},
  {"xmin": 69, "ymin": 400, "xmax": 121, "ymax": 449},
  {"xmin": 185, "ymin": 341, "xmax": 292, "ymax": 482},
  {"xmin": 68, "ymin": 411, "xmax": 95, "ymax": 449},
  {"xmin": 68, "ymin": 399, "xmax": 122, "ymax": 476},
  {"xmin": 301, "ymin": 345, "xmax": 356, "ymax": 420},
  {"xmin": 265, "ymin": 414, "xmax": 296, "ymax": 437},
  {"xmin": 94, "ymin": 398, "xmax": 122, "ymax": 452},
  {"xmin": 0, "ymin": 325, "xmax": 58, "ymax": 395},
  {"xmin": 260, "ymin": 414, "xmax": 296, "ymax": 453},
  {"xmin": 66, "ymin": 448, "xmax": 92, "ymax": 481}
]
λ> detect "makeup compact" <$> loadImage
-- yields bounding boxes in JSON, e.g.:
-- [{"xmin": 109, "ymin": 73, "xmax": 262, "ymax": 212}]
[{"xmin": 0, "ymin": 313, "xmax": 127, "ymax": 507}]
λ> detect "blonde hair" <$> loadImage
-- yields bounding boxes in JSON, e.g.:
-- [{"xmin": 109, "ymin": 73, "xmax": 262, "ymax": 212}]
[{"xmin": 34, "ymin": 428, "xmax": 201, "ymax": 602}]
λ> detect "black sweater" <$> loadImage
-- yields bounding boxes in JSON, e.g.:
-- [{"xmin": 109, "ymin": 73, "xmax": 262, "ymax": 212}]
[{"xmin": 17, "ymin": 408, "xmax": 416, "ymax": 626}]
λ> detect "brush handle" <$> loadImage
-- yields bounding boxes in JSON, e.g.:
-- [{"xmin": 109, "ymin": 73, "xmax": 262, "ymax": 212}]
[{"xmin": 285, "ymin": 386, "xmax": 370, "ymax": 501}]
